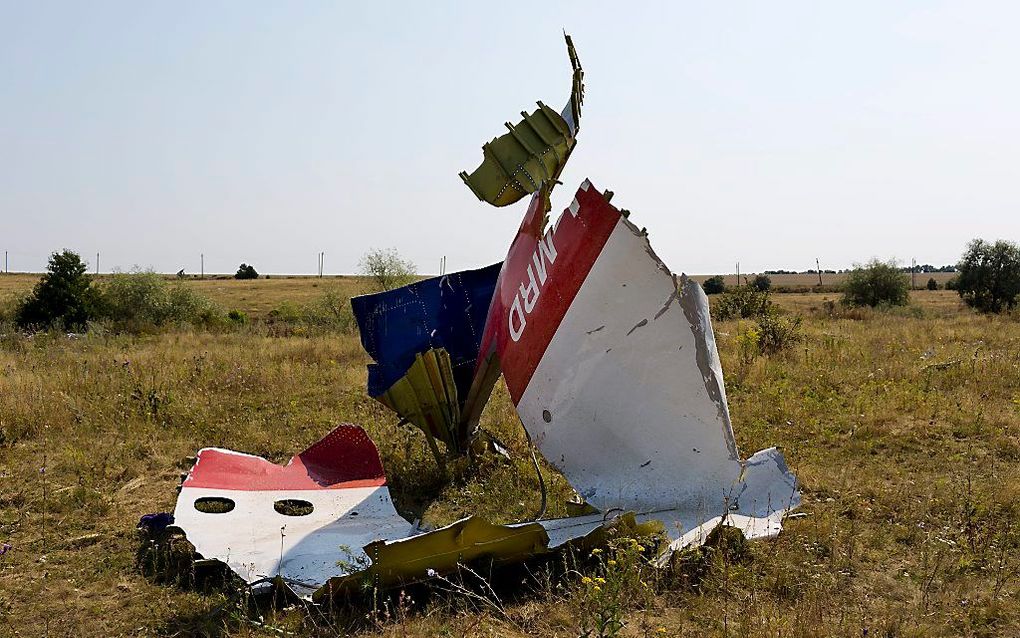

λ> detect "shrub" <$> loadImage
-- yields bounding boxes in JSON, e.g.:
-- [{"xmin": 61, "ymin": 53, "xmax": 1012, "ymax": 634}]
[
  {"xmin": 755, "ymin": 312, "xmax": 803, "ymax": 355},
  {"xmin": 306, "ymin": 285, "xmax": 357, "ymax": 333},
  {"xmin": 945, "ymin": 276, "xmax": 959, "ymax": 291},
  {"xmin": 100, "ymin": 270, "xmax": 222, "ymax": 332},
  {"xmin": 577, "ymin": 536, "xmax": 655, "ymax": 638},
  {"xmin": 926, "ymin": 277, "xmax": 939, "ymax": 291},
  {"xmin": 737, "ymin": 311, "xmax": 802, "ymax": 360},
  {"xmin": 263, "ymin": 286, "xmax": 357, "ymax": 335},
  {"xmin": 702, "ymin": 275, "xmax": 726, "ymax": 295},
  {"xmin": 956, "ymin": 238, "xmax": 1020, "ymax": 313},
  {"xmin": 750, "ymin": 274, "xmax": 772, "ymax": 292},
  {"xmin": 711, "ymin": 287, "xmax": 772, "ymax": 321},
  {"xmin": 842, "ymin": 260, "xmax": 910, "ymax": 308},
  {"xmin": 227, "ymin": 309, "xmax": 248, "ymax": 326},
  {"xmin": 16, "ymin": 250, "xmax": 101, "ymax": 331},
  {"xmin": 234, "ymin": 263, "xmax": 259, "ymax": 280},
  {"xmin": 359, "ymin": 248, "xmax": 416, "ymax": 291}
]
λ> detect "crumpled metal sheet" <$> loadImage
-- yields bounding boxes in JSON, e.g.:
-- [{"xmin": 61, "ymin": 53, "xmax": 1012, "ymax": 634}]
[
  {"xmin": 171, "ymin": 425, "xmax": 617, "ymax": 600},
  {"xmin": 171, "ymin": 425, "xmax": 414, "ymax": 597},
  {"xmin": 474, "ymin": 179, "xmax": 800, "ymax": 544},
  {"xmin": 351, "ymin": 263, "xmax": 501, "ymax": 453},
  {"xmin": 459, "ymin": 34, "xmax": 584, "ymax": 207}
]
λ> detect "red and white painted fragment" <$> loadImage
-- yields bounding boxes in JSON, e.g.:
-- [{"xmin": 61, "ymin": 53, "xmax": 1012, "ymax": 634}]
[
  {"xmin": 172, "ymin": 425, "xmax": 414, "ymax": 597},
  {"xmin": 478, "ymin": 180, "xmax": 800, "ymax": 546}
]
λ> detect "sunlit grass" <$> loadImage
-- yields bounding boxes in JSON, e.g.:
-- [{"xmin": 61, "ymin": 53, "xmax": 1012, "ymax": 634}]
[{"xmin": 1, "ymin": 284, "xmax": 1018, "ymax": 636}]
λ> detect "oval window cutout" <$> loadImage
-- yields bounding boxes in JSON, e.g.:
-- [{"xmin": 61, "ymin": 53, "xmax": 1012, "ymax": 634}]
[
  {"xmin": 194, "ymin": 496, "xmax": 235, "ymax": 514},
  {"xmin": 274, "ymin": 499, "xmax": 314, "ymax": 516}
]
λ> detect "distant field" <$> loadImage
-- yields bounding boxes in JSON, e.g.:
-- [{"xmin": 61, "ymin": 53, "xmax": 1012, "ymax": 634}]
[
  {"xmin": 0, "ymin": 271, "xmax": 961, "ymax": 318},
  {"xmin": 0, "ymin": 273, "xmax": 369, "ymax": 318},
  {"xmin": 688, "ymin": 271, "xmax": 959, "ymax": 289}
]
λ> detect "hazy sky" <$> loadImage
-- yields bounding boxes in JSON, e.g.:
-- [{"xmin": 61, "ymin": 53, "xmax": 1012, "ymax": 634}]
[{"xmin": 2, "ymin": 2, "xmax": 1018, "ymax": 275}]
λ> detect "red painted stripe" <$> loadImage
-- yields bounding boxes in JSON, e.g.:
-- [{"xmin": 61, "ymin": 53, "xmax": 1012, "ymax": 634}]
[
  {"xmin": 183, "ymin": 424, "xmax": 388, "ymax": 491},
  {"xmin": 478, "ymin": 180, "xmax": 622, "ymax": 402}
]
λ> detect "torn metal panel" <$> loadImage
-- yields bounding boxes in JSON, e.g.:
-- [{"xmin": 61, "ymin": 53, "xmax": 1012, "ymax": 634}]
[
  {"xmin": 459, "ymin": 34, "xmax": 584, "ymax": 207},
  {"xmin": 351, "ymin": 263, "xmax": 501, "ymax": 453},
  {"xmin": 171, "ymin": 425, "xmax": 414, "ymax": 596},
  {"xmin": 171, "ymin": 423, "xmax": 615, "ymax": 601},
  {"xmin": 316, "ymin": 517, "xmax": 551, "ymax": 599},
  {"xmin": 476, "ymin": 180, "xmax": 800, "ymax": 543}
]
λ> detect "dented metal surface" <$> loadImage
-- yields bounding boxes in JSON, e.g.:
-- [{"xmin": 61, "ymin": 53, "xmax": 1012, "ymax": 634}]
[
  {"xmin": 475, "ymin": 179, "xmax": 799, "ymax": 542},
  {"xmin": 171, "ymin": 425, "xmax": 414, "ymax": 597},
  {"xmin": 171, "ymin": 425, "xmax": 633, "ymax": 600},
  {"xmin": 351, "ymin": 263, "xmax": 501, "ymax": 454},
  {"xmin": 459, "ymin": 34, "xmax": 583, "ymax": 207}
]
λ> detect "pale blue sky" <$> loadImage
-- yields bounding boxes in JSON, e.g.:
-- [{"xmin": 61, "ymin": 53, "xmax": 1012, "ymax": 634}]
[{"xmin": 2, "ymin": 2, "xmax": 1018, "ymax": 275}]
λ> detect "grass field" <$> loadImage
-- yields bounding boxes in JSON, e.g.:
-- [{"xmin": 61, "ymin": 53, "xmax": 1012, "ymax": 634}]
[
  {"xmin": 0, "ymin": 271, "xmax": 961, "ymax": 315},
  {"xmin": 2, "ymin": 275, "xmax": 1019, "ymax": 637}
]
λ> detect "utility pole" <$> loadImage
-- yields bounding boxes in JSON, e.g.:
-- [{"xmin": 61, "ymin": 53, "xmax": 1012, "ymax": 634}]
[
  {"xmin": 201, "ymin": 254, "xmax": 204, "ymax": 279},
  {"xmin": 96, "ymin": 252, "xmax": 100, "ymax": 276},
  {"xmin": 911, "ymin": 258, "xmax": 917, "ymax": 290},
  {"xmin": 816, "ymin": 258, "xmax": 823, "ymax": 287},
  {"xmin": 4, "ymin": 251, "xmax": 7, "ymax": 274},
  {"xmin": 735, "ymin": 262, "xmax": 740, "ymax": 288},
  {"xmin": 319, "ymin": 252, "xmax": 325, "ymax": 278}
]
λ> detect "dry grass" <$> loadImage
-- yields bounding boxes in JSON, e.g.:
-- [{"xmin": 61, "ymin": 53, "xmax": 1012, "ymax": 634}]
[
  {"xmin": 0, "ymin": 274, "xmax": 370, "ymax": 319},
  {"xmin": 2, "ymin": 278, "xmax": 1019, "ymax": 637},
  {"xmin": 690, "ymin": 272, "xmax": 958, "ymax": 290}
]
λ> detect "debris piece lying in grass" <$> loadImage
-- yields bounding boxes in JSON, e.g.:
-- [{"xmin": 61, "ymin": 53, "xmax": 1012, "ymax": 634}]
[
  {"xmin": 169, "ymin": 424, "xmax": 635, "ymax": 600},
  {"xmin": 158, "ymin": 30, "xmax": 798, "ymax": 608},
  {"xmin": 468, "ymin": 180, "xmax": 800, "ymax": 550}
]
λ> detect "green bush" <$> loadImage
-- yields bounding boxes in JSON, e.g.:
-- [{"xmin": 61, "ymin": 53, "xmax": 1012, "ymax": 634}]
[
  {"xmin": 711, "ymin": 287, "xmax": 772, "ymax": 321},
  {"xmin": 16, "ymin": 250, "xmax": 101, "ymax": 331},
  {"xmin": 100, "ymin": 270, "xmax": 222, "ymax": 332},
  {"xmin": 750, "ymin": 274, "xmax": 772, "ymax": 292},
  {"xmin": 702, "ymin": 275, "xmax": 726, "ymax": 295},
  {"xmin": 359, "ymin": 248, "xmax": 416, "ymax": 291},
  {"xmin": 227, "ymin": 309, "xmax": 248, "ymax": 326},
  {"xmin": 306, "ymin": 285, "xmax": 357, "ymax": 333},
  {"xmin": 755, "ymin": 312, "xmax": 803, "ymax": 355},
  {"xmin": 926, "ymin": 277, "xmax": 939, "ymax": 291},
  {"xmin": 956, "ymin": 239, "xmax": 1020, "ymax": 313},
  {"xmin": 234, "ymin": 263, "xmax": 259, "ymax": 280},
  {"xmin": 945, "ymin": 276, "xmax": 959, "ymax": 291},
  {"xmin": 842, "ymin": 260, "xmax": 910, "ymax": 308},
  {"xmin": 737, "ymin": 311, "xmax": 803, "ymax": 360},
  {"xmin": 263, "ymin": 286, "xmax": 357, "ymax": 335}
]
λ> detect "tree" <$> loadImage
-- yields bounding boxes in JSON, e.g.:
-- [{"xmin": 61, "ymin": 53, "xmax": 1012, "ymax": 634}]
[
  {"xmin": 956, "ymin": 239, "xmax": 1020, "ymax": 313},
  {"xmin": 926, "ymin": 278, "xmax": 939, "ymax": 291},
  {"xmin": 235, "ymin": 263, "xmax": 259, "ymax": 280},
  {"xmin": 16, "ymin": 250, "xmax": 100, "ymax": 330},
  {"xmin": 359, "ymin": 248, "xmax": 416, "ymax": 291},
  {"xmin": 702, "ymin": 275, "xmax": 726, "ymax": 295},
  {"xmin": 750, "ymin": 274, "xmax": 772, "ymax": 292},
  {"xmin": 842, "ymin": 259, "xmax": 910, "ymax": 308}
]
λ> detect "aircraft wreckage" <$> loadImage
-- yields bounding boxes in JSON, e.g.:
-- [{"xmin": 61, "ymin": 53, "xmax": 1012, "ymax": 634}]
[{"xmin": 161, "ymin": 34, "xmax": 800, "ymax": 602}]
